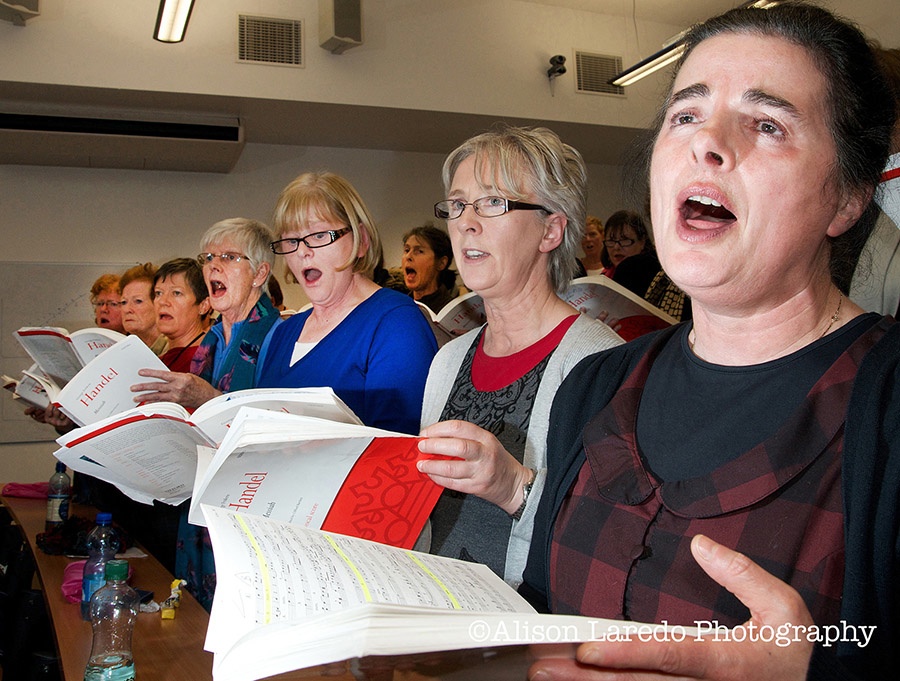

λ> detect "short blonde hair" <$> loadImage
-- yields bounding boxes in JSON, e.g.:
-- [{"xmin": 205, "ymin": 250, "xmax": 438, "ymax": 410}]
[{"xmin": 272, "ymin": 172, "xmax": 383, "ymax": 279}]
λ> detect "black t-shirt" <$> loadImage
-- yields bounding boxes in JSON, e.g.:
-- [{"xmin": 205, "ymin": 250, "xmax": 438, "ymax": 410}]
[{"xmin": 638, "ymin": 313, "xmax": 880, "ymax": 481}]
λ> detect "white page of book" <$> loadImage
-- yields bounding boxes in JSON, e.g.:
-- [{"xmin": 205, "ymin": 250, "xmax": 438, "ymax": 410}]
[
  {"xmin": 55, "ymin": 413, "xmax": 209, "ymax": 504},
  {"xmin": 564, "ymin": 275, "xmax": 676, "ymax": 323},
  {"xmin": 69, "ymin": 327, "xmax": 126, "ymax": 364},
  {"xmin": 202, "ymin": 506, "xmax": 535, "ymax": 659},
  {"xmin": 190, "ymin": 386, "xmax": 362, "ymax": 445},
  {"xmin": 54, "ymin": 335, "xmax": 168, "ymax": 426},
  {"xmin": 15, "ymin": 327, "xmax": 84, "ymax": 387},
  {"xmin": 188, "ymin": 407, "xmax": 413, "ymax": 526}
]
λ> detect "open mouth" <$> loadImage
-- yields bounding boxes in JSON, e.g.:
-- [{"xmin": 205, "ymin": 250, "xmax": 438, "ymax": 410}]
[
  {"xmin": 210, "ymin": 280, "xmax": 226, "ymax": 295},
  {"xmin": 682, "ymin": 195, "xmax": 736, "ymax": 224},
  {"xmin": 303, "ymin": 268, "xmax": 322, "ymax": 284},
  {"xmin": 463, "ymin": 248, "xmax": 488, "ymax": 260}
]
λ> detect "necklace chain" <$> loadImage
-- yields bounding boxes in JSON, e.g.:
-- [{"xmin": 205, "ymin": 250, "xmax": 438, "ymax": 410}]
[{"xmin": 688, "ymin": 291, "xmax": 844, "ymax": 353}]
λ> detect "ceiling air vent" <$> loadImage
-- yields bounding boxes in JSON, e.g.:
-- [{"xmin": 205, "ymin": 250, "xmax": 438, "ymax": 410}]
[
  {"xmin": 238, "ymin": 15, "xmax": 303, "ymax": 67},
  {"xmin": 575, "ymin": 51, "xmax": 624, "ymax": 96}
]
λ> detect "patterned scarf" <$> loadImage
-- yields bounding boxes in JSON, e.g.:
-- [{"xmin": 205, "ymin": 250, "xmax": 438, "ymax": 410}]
[{"xmin": 190, "ymin": 294, "xmax": 279, "ymax": 393}]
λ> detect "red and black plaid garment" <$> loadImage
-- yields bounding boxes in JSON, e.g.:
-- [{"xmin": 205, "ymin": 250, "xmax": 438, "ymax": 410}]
[{"xmin": 549, "ymin": 330, "xmax": 877, "ymax": 628}]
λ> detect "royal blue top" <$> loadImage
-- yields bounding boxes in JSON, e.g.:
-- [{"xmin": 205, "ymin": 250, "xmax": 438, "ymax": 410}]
[{"xmin": 256, "ymin": 287, "xmax": 438, "ymax": 434}]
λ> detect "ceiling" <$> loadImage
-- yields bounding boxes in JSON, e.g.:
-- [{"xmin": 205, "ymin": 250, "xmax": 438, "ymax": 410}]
[{"xmin": 1, "ymin": 0, "xmax": 896, "ymax": 171}]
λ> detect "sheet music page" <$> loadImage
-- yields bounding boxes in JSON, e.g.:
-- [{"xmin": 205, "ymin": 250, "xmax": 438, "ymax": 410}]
[{"xmin": 203, "ymin": 506, "xmax": 534, "ymax": 658}]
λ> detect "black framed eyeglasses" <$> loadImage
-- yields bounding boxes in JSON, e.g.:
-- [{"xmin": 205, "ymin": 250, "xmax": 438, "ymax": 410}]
[
  {"xmin": 434, "ymin": 196, "xmax": 550, "ymax": 220},
  {"xmin": 604, "ymin": 238, "xmax": 636, "ymax": 248},
  {"xmin": 197, "ymin": 252, "xmax": 254, "ymax": 266},
  {"xmin": 269, "ymin": 228, "xmax": 352, "ymax": 255}
]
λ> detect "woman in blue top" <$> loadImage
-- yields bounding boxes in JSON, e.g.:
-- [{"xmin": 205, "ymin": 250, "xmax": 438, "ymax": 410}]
[{"xmin": 257, "ymin": 172, "xmax": 438, "ymax": 434}]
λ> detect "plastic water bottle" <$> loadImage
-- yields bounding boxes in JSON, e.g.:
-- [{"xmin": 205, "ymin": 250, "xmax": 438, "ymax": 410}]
[
  {"xmin": 81, "ymin": 512, "xmax": 120, "ymax": 620},
  {"xmin": 84, "ymin": 559, "xmax": 137, "ymax": 681},
  {"xmin": 45, "ymin": 461, "xmax": 71, "ymax": 531}
]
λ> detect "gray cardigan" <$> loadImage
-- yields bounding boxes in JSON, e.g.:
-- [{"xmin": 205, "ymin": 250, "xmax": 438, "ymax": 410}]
[{"xmin": 419, "ymin": 313, "xmax": 623, "ymax": 586}]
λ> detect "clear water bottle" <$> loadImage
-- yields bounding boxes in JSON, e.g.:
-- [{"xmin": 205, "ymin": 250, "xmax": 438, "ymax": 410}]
[
  {"xmin": 45, "ymin": 461, "xmax": 71, "ymax": 532},
  {"xmin": 84, "ymin": 559, "xmax": 137, "ymax": 681},
  {"xmin": 81, "ymin": 512, "xmax": 120, "ymax": 620}
]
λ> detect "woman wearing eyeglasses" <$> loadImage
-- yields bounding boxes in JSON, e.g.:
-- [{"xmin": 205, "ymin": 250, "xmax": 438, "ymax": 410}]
[
  {"xmin": 90, "ymin": 273, "xmax": 127, "ymax": 333},
  {"xmin": 133, "ymin": 218, "xmax": 280, "ymax": 411},
  {"xmin": 605, "ymin": 209, "xmax": 691, "ymax": 320},
  {"xmin": 413, "ymin": 126, "xmax": 623, "ymax": 586},
  {"xmin": 255, "ymin": 171, "xmax": 438, "ymax": 435},
  {"xmin": 602, "ymin": 210, "xmax": 658, "ymax": 292}
]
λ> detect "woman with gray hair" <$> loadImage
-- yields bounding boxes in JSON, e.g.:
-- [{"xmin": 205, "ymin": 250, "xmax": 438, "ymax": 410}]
[
  {"xmin": 415, "ymin": 125, "xmax": 622, "ymax": 586},
  {"xmin": 133, "ymin": 217, "xmax": 280, "ymax": 409}
]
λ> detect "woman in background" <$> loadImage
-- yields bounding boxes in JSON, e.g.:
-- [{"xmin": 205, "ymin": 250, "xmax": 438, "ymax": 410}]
[
  {"xmin": 90, "ymin": 273, "xmax": 126, "ymax": 333},
  {"xmin": 257, "ymin": 172, "xmax": 437, "ymax": 435},
  {"xmin": 603, "ymin": 209, "xmax": 660, "ymax": 296},
  {"xmin": 578, "ymin": 215, "xmax": 610, "ymax": 277},
  {"xmin": 153, "ymin": 258, "xmax": 211, "ymax": 373},
  {"xmin": 119, "ymin": 263, "xmax": 167, "ymax": 356},
  {"xmin": 401, "ymin": 224, "xmax": 457, "ymax": 313}
]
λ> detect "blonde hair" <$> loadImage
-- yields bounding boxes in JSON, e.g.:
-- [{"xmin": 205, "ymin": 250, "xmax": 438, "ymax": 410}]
[{"xmin": 273, "ymin": 172, "xmax": 383, "ymax": 279}]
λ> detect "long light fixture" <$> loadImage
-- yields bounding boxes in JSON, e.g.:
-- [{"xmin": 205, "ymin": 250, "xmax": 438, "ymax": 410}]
[
  {"xmin": 609, "ymin": 0, "xmax": 781, "ymax": 87},
  {"xmin": 154, "ymin": 0, "xmax": 195, "ymax": 43},
  {"xmin": 609, "ymin": 42, "xmax": 685, "ymax": 87}
]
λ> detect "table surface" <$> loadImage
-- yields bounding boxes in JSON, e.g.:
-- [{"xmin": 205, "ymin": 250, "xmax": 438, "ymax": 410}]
[
  {"xmin": 3, "ymin": 494, "xmax": 215, "ymax": 681},
  {"xmin": 2, "ymin": 494, "xmax": 363, "ymax": 681}
]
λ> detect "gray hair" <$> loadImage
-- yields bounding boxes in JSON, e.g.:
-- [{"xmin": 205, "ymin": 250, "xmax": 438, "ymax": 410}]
[
  {"xmin": 441, "ymin": 125, "xmax": 588, "ymax": 293},
  {"xmin": 200, "ymin": 218, "xmax": 275, "ymax": 285}
]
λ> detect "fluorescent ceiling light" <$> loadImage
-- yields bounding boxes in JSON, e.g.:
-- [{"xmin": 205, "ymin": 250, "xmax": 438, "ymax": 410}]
[
  {"xmin": 609, "ymin": 43, "xmax": 685, "ymax": 87},
  {"xmin": 154, "ymin": 0, "xmax": 195, "ymax": 43},
  {"xmin": 609, "ymin": 0, "xmax": 782, "ymax": 87}
]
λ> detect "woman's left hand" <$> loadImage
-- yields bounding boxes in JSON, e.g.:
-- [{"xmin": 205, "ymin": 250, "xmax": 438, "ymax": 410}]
[
  {"xmin": 416, "ymin": 420, "xmax": 532, "ymax": 515},
  {"xmin": 131, "ymin": 369, "xmax": 221, "ymax": 410},
  {"xmin": 527, "ymin": 534, "xmax": 816, "ymax": 681}
]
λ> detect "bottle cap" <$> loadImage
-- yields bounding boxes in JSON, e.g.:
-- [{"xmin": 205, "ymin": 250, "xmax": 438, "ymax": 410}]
[
  {"xmin": 105, "ymin": 559, "xmax": 129, "ymax": 581},
  {"xmin": 96, "ymin": 512, "xmax": 113, "ymax": 525},
  {"xmin": 55, "ymin": 461, "xmax": 67, "ymax": 473}
]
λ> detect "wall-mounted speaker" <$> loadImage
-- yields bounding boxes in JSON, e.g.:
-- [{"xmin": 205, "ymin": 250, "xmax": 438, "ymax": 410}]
[
  {"xmin": 0, "ymin": 0, "xmax": 40, "ymax": 26},
  {"xmin": 319, "ymin": 0, "xmax": 362, "ymax": 54}
]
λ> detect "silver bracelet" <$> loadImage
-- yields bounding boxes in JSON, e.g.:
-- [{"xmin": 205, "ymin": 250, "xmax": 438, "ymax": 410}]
[{"xmin": 509, "ymin": 468, "xmax": 537, "ymax": 521}]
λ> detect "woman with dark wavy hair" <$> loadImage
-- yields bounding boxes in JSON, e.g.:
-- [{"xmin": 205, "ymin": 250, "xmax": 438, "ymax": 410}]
[{"xmin": 524, "ymin": 4, "xmax": 898, "ymax": 680}]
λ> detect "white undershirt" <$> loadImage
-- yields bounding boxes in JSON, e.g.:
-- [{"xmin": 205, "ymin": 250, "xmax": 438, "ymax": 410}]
[{"xmin": 290, "ymin": 341, "xmax": 318, "ymax": 366}]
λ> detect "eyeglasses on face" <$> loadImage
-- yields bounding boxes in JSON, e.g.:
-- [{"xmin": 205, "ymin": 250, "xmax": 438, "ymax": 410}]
[
  {"xmin": 604, "ymin": 238, "xmax": 636, "ymax": 248},
  {"xmin": 91, "ymin": 300, "xmax": 122, "ymax": 310},
  {"xmin": 269, "ymin": 227, "xmax": 352, "ymax": 255},
  {"xmin": 433, "ymin": 196, "xmax": 550, "ymax": 220},
  {"xmin": 197, "ymin": 252, "xmax": 253, "ymax": 267}
]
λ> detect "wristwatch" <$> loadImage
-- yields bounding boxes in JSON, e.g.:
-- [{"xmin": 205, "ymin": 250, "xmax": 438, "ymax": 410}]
[{"xmin": 510, "ymin": 468, "xmax": 537, "ymax": 521}]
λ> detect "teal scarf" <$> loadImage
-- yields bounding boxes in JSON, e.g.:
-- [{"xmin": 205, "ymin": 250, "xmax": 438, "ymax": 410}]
[{"xmin": 190, "ymin": 295, "xmax": 279, "ymax": 393}]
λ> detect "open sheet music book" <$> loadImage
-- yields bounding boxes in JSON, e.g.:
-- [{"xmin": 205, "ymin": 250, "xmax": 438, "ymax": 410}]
[
  {"xmin": 2, "ymin": 367, "xmax": 51, "ymax": 411},
  {"xmin": 186, "ymin": 408, "xmax": 445, "ymax": 551},
  {"xmin": 202, "ymin": 506, "xmax": 654, "ymax": 681},
  {"xmin": 14, "ymin": 326, "xmax": 125, "ymax": 389},
  {"xmin": 4, "ymin": 335, "xmax": 168, "ymax": 426},
  {"xmin": 416, "ymin": 291, "xmax": 486, "ymax": 345},
  {"xmin": 54, "ymin": 389, "xmax": 364, "ymax": 505},
  {"xmin": 563, "ymin": 275, "xmax": 676, "ymax": 341}
]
